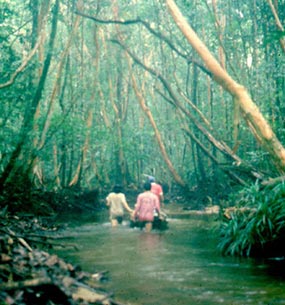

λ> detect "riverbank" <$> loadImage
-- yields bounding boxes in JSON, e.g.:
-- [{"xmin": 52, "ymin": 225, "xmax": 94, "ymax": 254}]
[{"xmin": 0, "ymin": 213, "xmax": 124, "ymax": 305}]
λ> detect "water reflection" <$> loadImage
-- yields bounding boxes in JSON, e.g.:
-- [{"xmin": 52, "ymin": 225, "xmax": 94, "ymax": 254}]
[
  {"xmin": 55, "ymin": 215, "xmax": 285, "ymax": 305},
  {"xmin": 137, "ymin": 232, "xmax": 163, "ymax": 251}
]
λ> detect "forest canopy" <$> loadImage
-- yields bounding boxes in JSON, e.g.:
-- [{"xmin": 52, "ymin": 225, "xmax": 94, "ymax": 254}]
[{"xmin": 1, "ymin": 0, "xmax": 285, "ymax": 207}]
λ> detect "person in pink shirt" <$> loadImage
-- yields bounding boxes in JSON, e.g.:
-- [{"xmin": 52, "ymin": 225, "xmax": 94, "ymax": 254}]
[
  {"xmin": 134, "ymin": 181, "xmax": 160, "ymax": 232},
  {"xmin": 148, "ymin": 176, "xmax": 164, "ymax": 207}
]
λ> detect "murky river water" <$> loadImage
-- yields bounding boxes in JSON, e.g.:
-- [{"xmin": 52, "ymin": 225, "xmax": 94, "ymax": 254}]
[{"xmin": 55, "ymin": 213, "xmax": 285, "ymax": 305}]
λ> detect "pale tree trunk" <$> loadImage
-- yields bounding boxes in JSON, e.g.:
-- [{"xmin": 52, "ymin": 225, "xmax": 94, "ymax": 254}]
[
  {"xmin": 110, "ymin": 3, "xmax": 129, "ymax": 185},
  {"xmin": 68, "ymin": 1, "xmax": 93, "ymax": 188},
  {"xmin": 53, "ymin": 142, "xmax": 61, "ymax": 189},
  {"xmin": 29, "ymin": 14, "xmax": 81, "ymax": 187},
  {"xmin": 212, "ymin": 0, "xmax": 226, "ymax": 69},
  {"xmin": 193, "ymin": 66, "xmax": 207, "ymax": 181},
  {"xmin": 267, "ymin": 0, "xmax": 285, "ymax": 53},
  {"xmin": 91, "ymin": 26, "xmax": 110, "ymax": 185},
  {"xmin": 108, "ymin": 72, "xmax": 127, "ymax": 185},
  {"xmin": 166, "ymin": 0, "xmax": 285, "ymax": 173},
  {"xmin": 69, "ymin": 109, "xmax": 93, "ymax": 187},
  {"xmin": 97, "ymin": 27, "xmax": 121, "ymax": 184},
  {"xmin": 38, "ymin": 15, "xmax": 81, "ymax": 150},
  {"xmin": 97, "ymin": 85, "xmax": 111, "ymax": 185},
  {"xmin": 23, "ymin": 1, "xmax": 51, "ymax": 187}
]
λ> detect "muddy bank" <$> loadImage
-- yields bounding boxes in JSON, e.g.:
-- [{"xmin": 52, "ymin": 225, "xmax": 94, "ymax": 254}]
[{"xmin": 0, "ymin": 214, "xmax": 124, "ymax": 305}]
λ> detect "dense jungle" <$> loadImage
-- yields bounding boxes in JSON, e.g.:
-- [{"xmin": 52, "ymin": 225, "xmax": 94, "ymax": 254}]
[{"xmin": 1, "ymin": 0, "xmax": 285, "ymax": 304}]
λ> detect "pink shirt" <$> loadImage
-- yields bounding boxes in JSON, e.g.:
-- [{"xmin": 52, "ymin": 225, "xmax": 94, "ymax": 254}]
[
  {"xmin": 151, "ymin": 183, "xmax": 163, "ymax": 201},
  {"xmin": 134, "ymin": 191, "xmax": 160, "ymax": 222}
]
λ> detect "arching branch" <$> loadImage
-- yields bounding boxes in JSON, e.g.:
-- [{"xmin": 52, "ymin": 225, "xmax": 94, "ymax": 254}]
[{"xmin": 75, "ymin": 9, "xmax": 212, "ymax": 77}]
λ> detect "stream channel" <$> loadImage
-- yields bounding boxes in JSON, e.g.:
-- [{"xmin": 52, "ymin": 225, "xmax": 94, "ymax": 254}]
[{"xmin": 55, "ymin": 211, "xmax": 285, "ymax": 305}]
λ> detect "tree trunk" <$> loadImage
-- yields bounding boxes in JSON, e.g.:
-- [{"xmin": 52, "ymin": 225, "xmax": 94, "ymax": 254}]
[
  {"xmin": 266, "ymin": 0, "xmax": 285, "ymax": 53},
  {"xmin": 53, "ymin": 142, "xmax": 61, "ymax": 189},
  {"xmin": 69, "ymin": 109, "xmax": 93, "ymax": 187},
  {"xmin": 38, "ymin": 14, "xmax": 81, "ymax": 151},
  {"xmin": 108, "ymin": 69, "xmax": 127, "ymax": 185}
]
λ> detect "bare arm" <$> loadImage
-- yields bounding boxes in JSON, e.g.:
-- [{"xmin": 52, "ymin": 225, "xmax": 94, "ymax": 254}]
[
  {"xmin": 106, "ymin": 196, "xmax": 110, "ymax": 207},
  {"xmin": 122, "ymin": 201, "xmax": 133, "ymax": 213},
  {"xmin": 121, "ymin": 194, "xmax": 133, "ymax": 213}
]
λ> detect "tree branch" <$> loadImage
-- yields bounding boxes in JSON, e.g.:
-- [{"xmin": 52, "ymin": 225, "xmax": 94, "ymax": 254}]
[
  {"xmin": 0, "ymin": 38, "xmax": 42, "ymax": 89},
  {"xmin": 266, "ymin": 0, "xmax": 285, "ymax": 53},
  {"xmin": 75, "ymin": 9, "xmax": 212, "ymax": 77}
]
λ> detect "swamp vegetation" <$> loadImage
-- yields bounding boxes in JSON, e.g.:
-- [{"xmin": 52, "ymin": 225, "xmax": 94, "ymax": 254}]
[{"xmin": 1, "ymin": 0, "xmax": 285, "ymax": 303}]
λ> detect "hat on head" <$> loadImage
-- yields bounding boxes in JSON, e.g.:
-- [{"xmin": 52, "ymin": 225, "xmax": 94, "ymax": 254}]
[{"xmin": 148, "ymin": 176, "xmax": 155, "ymax": 183}]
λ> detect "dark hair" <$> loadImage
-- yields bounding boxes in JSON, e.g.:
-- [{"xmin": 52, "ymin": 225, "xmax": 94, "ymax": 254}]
[
  {"xmin": 144, "ymin": 181, "xmax": 151, "ymax": 191},
  {"xmin": 113, "ymin": 184, "xmax": 122, "ymax": 193}
]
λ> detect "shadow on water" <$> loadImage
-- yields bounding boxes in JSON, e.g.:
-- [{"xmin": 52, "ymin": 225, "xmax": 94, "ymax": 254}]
[{"xmin": 55, "ymin": 213, "xmax": 285, "ymax": 305}]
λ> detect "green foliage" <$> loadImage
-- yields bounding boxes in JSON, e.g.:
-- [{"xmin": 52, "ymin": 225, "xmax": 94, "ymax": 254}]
[
  {"xmin": 1, "ymin": 0, "xmax": 285, "ymax": 193},
  {"xmin": 265, "ymin": 30, "xmax": 285, "ymax": 45},
  {"xmin": 218, "ymin": 182, "xmax": 285, "ymax": 257}
]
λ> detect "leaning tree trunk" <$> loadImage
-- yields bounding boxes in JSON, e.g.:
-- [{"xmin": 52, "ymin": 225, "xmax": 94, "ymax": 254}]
[
  {"xmin": 166, "ymin": 0, "xmax": 285, "ymax": 174},
  {"xmin": 69, "ymin": 109, "xmax": 93, "ymax": 187}
]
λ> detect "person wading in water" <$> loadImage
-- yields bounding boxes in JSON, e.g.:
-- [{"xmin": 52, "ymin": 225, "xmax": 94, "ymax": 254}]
[
  {"xmin": 148, "ymin": 176, "xmax": 164, "ymax": 208},
  {"xmin": 106, "ymin": 185, "xmax": 133, "ymax": 227},
  {"xmin": 133, "ymin": 181, "xmax": 161, "ymax": 232}
]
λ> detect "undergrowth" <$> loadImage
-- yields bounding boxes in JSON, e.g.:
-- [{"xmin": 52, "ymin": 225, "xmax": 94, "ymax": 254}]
[{"xmin": 218, "ymin": 181, "xmax": 285, "ymax": 257}]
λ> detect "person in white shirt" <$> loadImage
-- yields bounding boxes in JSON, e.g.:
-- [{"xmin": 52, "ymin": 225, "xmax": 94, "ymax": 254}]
[{"xmin": 106, "ymin": 185, "xmax": 133, "ymax": 227}]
